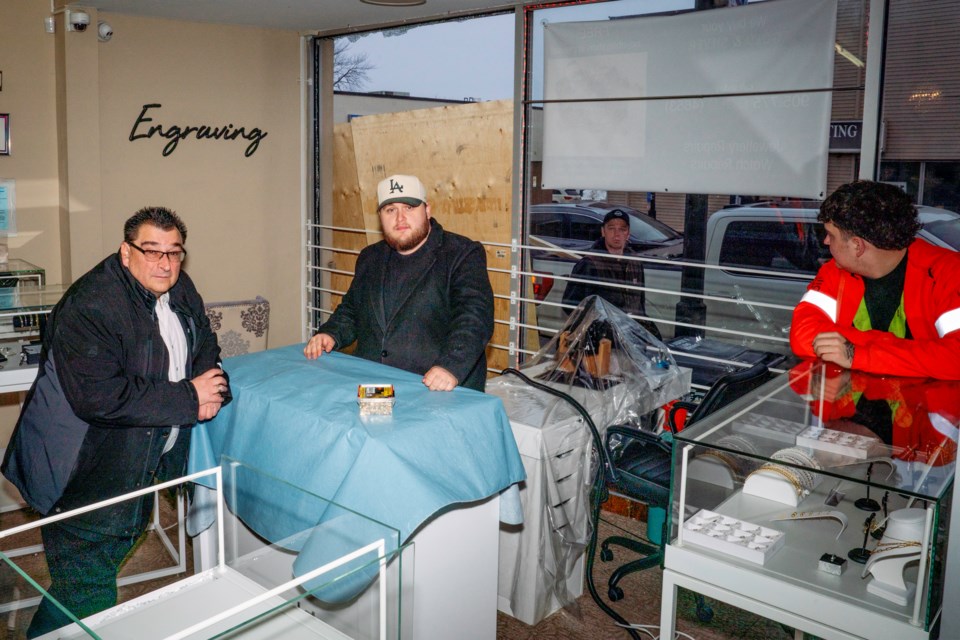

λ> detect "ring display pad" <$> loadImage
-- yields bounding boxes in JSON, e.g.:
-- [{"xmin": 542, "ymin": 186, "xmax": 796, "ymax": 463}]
[
  {"xmin": 682, "ymin": 509, "xmax": 785, "ymax": 565},
  {"xmin": 796, "ymin": 426, "xmax": 880, "ymax": 459},
  {"xmin": 731, "ymin": 412, "xmax": 809, "ymax": 445},
  {"xmin": 742, "ymin": 447, "xmax": 821, "ymax": 506}
]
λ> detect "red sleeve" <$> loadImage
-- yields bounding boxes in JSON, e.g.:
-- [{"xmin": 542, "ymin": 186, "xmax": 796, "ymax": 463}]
[
  {"xmin": 854, "ymin": 331, "xmax": 960, "ymax": 379},
  {"xmin": 789, "ymin": 262, "xmax": 842, "ymax": 358}
]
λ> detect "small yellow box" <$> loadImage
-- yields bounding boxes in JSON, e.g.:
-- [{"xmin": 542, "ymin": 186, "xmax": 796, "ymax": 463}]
[{"xmin": 358, "ymin": 383, "xmax": 395, "ymax": 415}]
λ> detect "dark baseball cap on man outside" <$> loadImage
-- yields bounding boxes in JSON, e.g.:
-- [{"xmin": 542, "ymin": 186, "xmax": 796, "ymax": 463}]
[{"xmin": 603, "ymin": 210, "xmax": 629, "ymax": 226}]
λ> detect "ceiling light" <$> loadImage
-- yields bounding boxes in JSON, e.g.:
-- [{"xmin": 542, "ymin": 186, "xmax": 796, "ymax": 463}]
[{"xmin": 360, "ymin": 0, "xmax": 426, "ymax": 6}]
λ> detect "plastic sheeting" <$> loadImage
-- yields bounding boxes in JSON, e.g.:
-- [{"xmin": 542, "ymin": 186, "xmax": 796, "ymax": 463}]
[{"xmin": 486, "ymin": 295, "xmax": 689, "ymax": 622}]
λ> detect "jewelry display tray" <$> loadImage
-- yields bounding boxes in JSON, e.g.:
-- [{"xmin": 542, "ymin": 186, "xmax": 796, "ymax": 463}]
[
  {"xmin": 682, "ymin": 508, "xmax": 785, "ymax": 565},
  {"xmin": 796, "ymin": 426, "xmax": 880, "ymax": 459}
]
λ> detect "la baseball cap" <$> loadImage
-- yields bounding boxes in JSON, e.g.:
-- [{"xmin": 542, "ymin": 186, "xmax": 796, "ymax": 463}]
[
  {"xmin": 603, "ymin": 210, "xmax": 629, "ymax": 226},
  {"xmin": 377, "ymin": 174, "xmax": 427, "ymax": 210}
]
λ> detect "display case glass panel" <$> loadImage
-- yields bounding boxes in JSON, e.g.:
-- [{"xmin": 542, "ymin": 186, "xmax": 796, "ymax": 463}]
[
  {"xmin": 670, "ymin": 362, "xmax": 956, "ymax": 634},
  {"xmin": 0, "ymin": 459, "xmax": 409, "ymax": 639}
]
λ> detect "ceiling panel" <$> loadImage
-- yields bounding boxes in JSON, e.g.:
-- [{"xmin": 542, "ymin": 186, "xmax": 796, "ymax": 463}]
[{"xmin": 78, "ymin": 0, "xmax": 534, "ymax": 34}]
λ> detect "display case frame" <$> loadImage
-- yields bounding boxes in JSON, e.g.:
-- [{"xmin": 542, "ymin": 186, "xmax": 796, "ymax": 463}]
[
  {"xmin": 660, "ymin": 363, "xmax": 955, "ymax": 640},
  {"xmin": 0, "ymin": 459, "xmax": 410, "ymax": 640}
]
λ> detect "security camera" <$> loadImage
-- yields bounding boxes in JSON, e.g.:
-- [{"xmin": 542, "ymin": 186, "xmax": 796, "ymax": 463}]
[
  {"xmin": 68, "ymin": 10, "xmax": 90, "ymax": 32},
  {"xmin": 98, "ymin": 21, "xmax": 113, "ymax": 42}
]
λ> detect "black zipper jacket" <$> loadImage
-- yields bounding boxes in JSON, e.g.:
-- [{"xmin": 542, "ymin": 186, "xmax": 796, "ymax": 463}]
[{"xmin": 1, "ymin": 253, "xmax": 226, "ymax": 536}]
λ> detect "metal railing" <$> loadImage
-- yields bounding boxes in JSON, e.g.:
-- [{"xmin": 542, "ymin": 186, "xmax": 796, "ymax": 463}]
[{"xmin": 306, "ymin": 221, "xmax": 803, "ymax": 382}]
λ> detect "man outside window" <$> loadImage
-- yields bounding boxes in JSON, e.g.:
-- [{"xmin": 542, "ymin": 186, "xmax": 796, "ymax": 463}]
[
  {"xmin": 562, "ymin": 209, "xmax": 660, "ymax": 338},
  {"xmin": 790, "ymin": 180, "xmax": 960, "ymax": 379},
  {"xmin": 2, "ymin": 206, "xmax": 229, "ymax": 637},
  {"xmin": 305, "ymin": 174, "xmax": 494, "ymax": 392}
]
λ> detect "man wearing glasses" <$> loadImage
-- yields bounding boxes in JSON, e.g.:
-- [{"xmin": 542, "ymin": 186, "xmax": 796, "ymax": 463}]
[
  {"xmin": 2, "ymin": 206, "xmax": 229, "ymax": 637},
  {"xmin": 305, "ymin": 174, "xmax": 494, "ymax": 392}
]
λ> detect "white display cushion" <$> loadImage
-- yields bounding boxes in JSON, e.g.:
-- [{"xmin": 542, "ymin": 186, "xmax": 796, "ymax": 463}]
[
  {"xmin": 796, "ymin": 426, "xmax": 879, "ymax": 459},
  {"xmin": 682, "ymin": 509, "xmax": 785, "ymax": 565},
  {"xmin": 862, "ymin": 507, "xmax": 927, "ymax": 606},
  {"xmin": 742, "ymin": 467, "xmax": 818, "ymax": 507}
]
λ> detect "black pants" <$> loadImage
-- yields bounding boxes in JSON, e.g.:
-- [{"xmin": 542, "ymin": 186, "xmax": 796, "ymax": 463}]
[{"xmin": 27, "ymin": 523, "xmax": 140, "ymax": 639}]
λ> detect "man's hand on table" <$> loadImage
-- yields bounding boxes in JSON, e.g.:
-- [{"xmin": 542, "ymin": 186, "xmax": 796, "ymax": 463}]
[
  {"xmin": 198, "ymin": 401, "xmax": 222, "ymax": 421},
  {"xmin": 812, "ymin": 332, "xmax": 855, "ymax": 369},
  {"xmin": 304, "ymin": 333, "xmax": 336, "ymax": 360},
  {"xmin": 423, "ymin": 366, "xmax": 457, "ymax": 391}
]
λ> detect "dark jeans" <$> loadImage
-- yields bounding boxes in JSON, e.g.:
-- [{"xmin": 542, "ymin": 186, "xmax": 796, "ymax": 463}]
[{"xmin": 26, "ymin": 523, "xmax": 140, "ymax": 639}]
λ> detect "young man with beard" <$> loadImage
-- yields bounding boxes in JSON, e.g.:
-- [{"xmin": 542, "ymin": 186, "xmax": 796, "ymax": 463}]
[{"xmin": 305, "ymin": 174, "xmax": 494, "ymax": 391}]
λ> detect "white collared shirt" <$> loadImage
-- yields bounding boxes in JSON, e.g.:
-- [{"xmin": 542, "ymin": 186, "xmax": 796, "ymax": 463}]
[{"xmin": 156, "ymin": 292, "xmax": 188, "ymax": 454}]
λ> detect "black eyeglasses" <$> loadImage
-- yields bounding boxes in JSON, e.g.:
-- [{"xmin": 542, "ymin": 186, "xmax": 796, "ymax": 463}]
[{"xmin": 127, "ymin": 242, "xmax": 187, "ymax": 263}]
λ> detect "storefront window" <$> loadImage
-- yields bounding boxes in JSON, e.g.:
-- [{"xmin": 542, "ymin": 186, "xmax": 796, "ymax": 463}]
[
  {"xmin": 878, "ymin": 161, "xmax": 921, "ymax": 202},
  {"xmin": 923, "ymin": 161, "xmax": 960, "ymax": 211},
  {"xmin": 520, "ymin": 0, "xmax": 867, "ymax": 359}
]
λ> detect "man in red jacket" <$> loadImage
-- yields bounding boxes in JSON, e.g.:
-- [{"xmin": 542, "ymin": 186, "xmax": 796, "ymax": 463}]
[{"xmin": 790, "ymin": 180, "xmax": 960, "ymax": 379}]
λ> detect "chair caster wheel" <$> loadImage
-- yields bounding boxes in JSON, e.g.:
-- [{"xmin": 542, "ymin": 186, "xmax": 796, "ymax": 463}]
[
  {"xmin": 600, "ymin": 547, "xmax": 613, "ymax": 562},
  {"xmin": 696, "ymin": 603, "xmax": 714, "ymax": 622},
  {"xmin": 608, "ymin": 586, "xmax": 624, "ymax": 602}
]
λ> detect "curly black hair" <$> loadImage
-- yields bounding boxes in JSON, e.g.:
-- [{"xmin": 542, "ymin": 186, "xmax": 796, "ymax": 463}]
[
  {"xmin": 123, "ymin": 206, "xmax": 188, "ymax": 243},
  {"xmin": 818, "ymin": 180, "xmax": 919, "ymax": 250}
]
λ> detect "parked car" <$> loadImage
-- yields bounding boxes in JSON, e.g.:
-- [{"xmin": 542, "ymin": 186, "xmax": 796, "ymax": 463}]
[
  {"xmin": 528, "ymin": 201, "xmax": 960, "ymax": 354},
  {"xmin": 550, "ymin": 189, "xmax": 584, "ymax": 203}
]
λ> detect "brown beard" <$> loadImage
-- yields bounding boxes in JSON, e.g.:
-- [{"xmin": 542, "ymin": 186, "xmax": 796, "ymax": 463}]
[{"xmin": 385, "ymin": 218, "xmax": 431, "ymax": 252}]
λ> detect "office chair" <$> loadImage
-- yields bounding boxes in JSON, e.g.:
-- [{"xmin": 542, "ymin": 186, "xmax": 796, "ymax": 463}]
[{"xmin": 598, "ymin": 362, "xmax": 773, "ymax": 611}]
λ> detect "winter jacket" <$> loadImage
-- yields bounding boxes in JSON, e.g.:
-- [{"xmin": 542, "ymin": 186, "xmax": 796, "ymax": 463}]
[
  {"xmin": 790, "ymin": 239, "xmax": 960, "ymax": 379},
  {"xmin": 1, "ymin": 253, "xmax": 225, "ymax": 536},
  {"xmin": 317, "ymin": 219, "xmax": 494, "ymax": 392},
  {"xmin": 562, "ymin": 240, "xmax": 648, "ymax": 317}
]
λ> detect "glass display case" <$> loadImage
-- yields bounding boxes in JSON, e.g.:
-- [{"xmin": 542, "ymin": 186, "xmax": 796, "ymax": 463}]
[
  {"xmin": 660, "ymin": 361, "xmax": 955, "ymax": 640},
  {"xmin": 0, "ymin": 259, "xmax": 45, "ymax": 288},
  {"xmin": 0, "ymin": 268, "xmax": 65, "ymax": 342},
  {"xmin": 0, "ymin": 282, "xmax": 67, "ymax": 396},
  {"xmin": 0, "ymin": 458, "xmax": 410, "ymax": 639}
]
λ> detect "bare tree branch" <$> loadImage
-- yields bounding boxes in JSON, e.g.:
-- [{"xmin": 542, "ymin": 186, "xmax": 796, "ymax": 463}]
[{"xmin": 334, "ymin": 41, "xmax": 374, "ymax": 92}]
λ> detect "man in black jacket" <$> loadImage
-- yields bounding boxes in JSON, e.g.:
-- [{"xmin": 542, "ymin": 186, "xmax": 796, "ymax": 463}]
[
  {"xmin": 562, "ymin": 209, "xmax": 660, "ymax": 338},
  {"xmin": 305, "ymin": 174, "xmax": 494, "ymax": 392},
  {"xmin": 2, "ymin": 206, "xmax": 228, "ymax": 637}
]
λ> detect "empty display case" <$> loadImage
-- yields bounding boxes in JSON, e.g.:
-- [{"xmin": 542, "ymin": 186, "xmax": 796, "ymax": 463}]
[{"xmin": 0, "ymin": 458, "xmax": 410, "ymax": 640}]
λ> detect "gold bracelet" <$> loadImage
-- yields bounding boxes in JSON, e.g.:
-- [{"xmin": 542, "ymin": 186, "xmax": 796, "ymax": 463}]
[
  {"xmin": 874, "ymin": 540, "xmax": 921, "ymax": 554},
  {"xmin": 758, "ymin": 464, "xmax": 804, "ymax": 497},
  {"xmin": 699, "ymin": 450, "xmax": 743, "ymax": 477}
]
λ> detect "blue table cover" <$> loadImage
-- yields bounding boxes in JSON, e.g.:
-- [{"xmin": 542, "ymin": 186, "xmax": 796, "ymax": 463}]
[{"xmin": 189, "ymin": 345, "xmax": 526, "ymax": 583}]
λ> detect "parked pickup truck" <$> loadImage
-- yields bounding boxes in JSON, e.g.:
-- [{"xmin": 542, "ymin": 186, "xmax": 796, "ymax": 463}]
[{"xmin": 530, "ymin": 201, "xmax": 960, "ymax": 356}]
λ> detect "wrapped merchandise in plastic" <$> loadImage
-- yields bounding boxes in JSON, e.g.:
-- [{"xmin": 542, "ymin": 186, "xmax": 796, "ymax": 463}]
[{"xmin": 486, "ymin": 295, "xmax": 687, "ymax": 624}]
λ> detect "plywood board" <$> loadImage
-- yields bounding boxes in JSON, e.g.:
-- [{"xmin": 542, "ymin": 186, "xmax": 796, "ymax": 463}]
[
  {"xmin": 336, "ymin": 100, "xmax": 515, "ymax": 374},
  {"xmin": 330, "ymin": 122, "xmax": 367, "ymax": 309}
]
